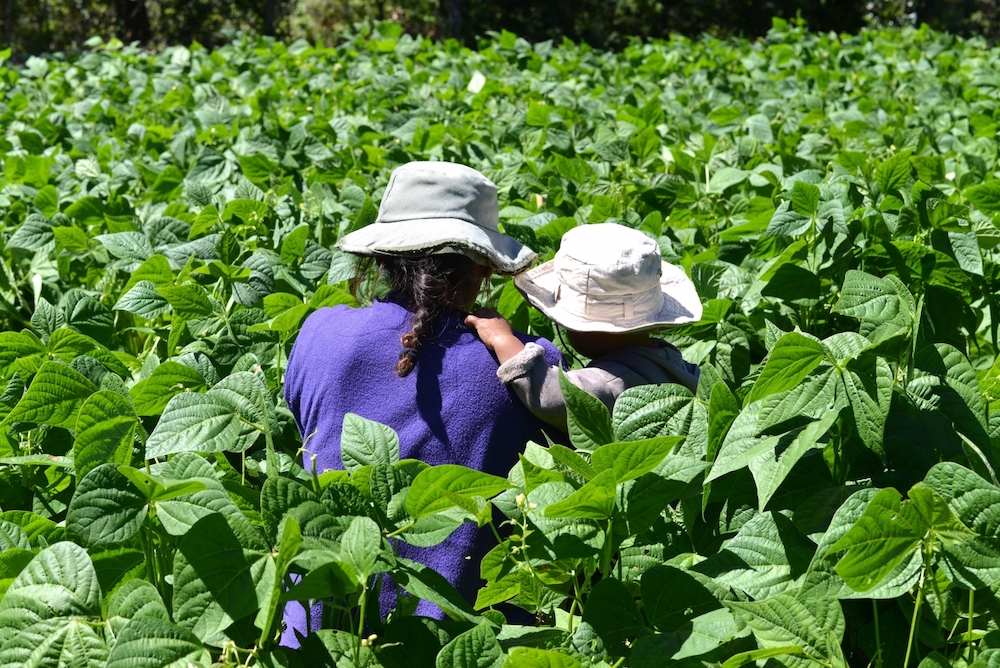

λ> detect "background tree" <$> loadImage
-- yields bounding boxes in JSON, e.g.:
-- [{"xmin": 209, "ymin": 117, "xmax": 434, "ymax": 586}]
[{"xmin": 0, "ymin": 0, "xmax": 996, "ymax": 56}]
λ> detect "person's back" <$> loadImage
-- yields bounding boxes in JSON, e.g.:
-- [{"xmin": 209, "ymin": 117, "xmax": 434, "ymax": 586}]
[
  {"xmin": 286, "ymin": 297, "xmax": 561, "ymax": 475},
  {"xmin": 280, "ymin": 161, "xmax": 562, "ymax": 646}
]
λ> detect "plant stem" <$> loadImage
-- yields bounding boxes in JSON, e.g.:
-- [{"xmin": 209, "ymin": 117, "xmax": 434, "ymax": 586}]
[
  {"xmin": 872, "ymin": 600, "xmax": 882, "ymax": 666},
  {"xmin": 968, "ymin": 589, "xmax": 975, "ymax": 663},
  {"xmin": 903, "ymin": 568, "xmax": 925, "ymax": 667}
]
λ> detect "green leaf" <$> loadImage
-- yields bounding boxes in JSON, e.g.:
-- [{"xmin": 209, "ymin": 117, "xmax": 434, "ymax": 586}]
[
  {"xmin": 107, "ymin": 579, "xmax": 169, "ymax": 624},
  {"xmin": 340, "ymin": 516, "xmax": 383, "ymax": 584},
  {"xmin": 761, "ymin": 264, "xmax": 821, "ymax": 304},
  {"xmin": 710, "ymin": 167, "xmax": 750, "ymax": 192},
  {"xmin": 436, "ymin": 621, "xmax": 503, "ymax": 668},
  {"xmin": 504, "ymin": 647, "xmax": 582, "ymax": 668},
  {"xmin": 172, "ymin": 513, "xmax": 257, "ymax": 642},
  {"xmin": 96, "ymin": 232, "xmax": 153, "ymax": 262},
  {"xmin": 33, "ymin": 184, "xmax": 59, "ymax": 217},
  {"xmin": 340, "ymin": 413, "xmax": 400, "ymax": 472},
  {"xmin": 908, "ymin": 482, "xmax": 977, "ymax": 544},
  {"xmin": 238, "ymin": 153, "xmax": 278, "ymax": 187},
  {"xmin": 748, "ymin": 332, "xmax": 827, "ymax": 404},
  {"xmin": 590, "ymin": 436, "xmax": 681, "ymax": 483},
  {"xmin": 0, "ymin": 542, "xmax": 101, "ymax": 644},
  {"xmin": 260, "ymin": 477, "xmax": 344, "ymax": 549},
  {"xmin": 559, "ymin": 370, "xmax": 614, "ymax": 451},
  {"xmin": 117, "ymin": 466, "xmax": 207, "ymax": 502},
  {"xmin": 158, "ymin": 284, "xmax": 214, "ymax": 318},
  {"xmin": 5, "ymin": 361, "xmax": 98, "ymax": 429},
  {"xmin": 790, "ymin": 181, "xmax": 820, "ymax": 217},
  {"xmin": 407, "ymin": 465, "xmax": 513, "ymax": 518},
  {"xmin": 581, "ymin": 577, "xmax": 646, "ymax": 652},
  {"xmin": 392, "ymin": 558, "xmax": 482, "ymax": 623},
  {"xmin": 544, "ymin": 469, "xmax": 616, "ymax": 519},
  {"xmin": 145, "ymin": 391, "xmax": 245, "ymax": 458},
  {"xmin": 876, "ymin": 148, "xmax": 913, "ymax": 195},
  {"xmin": 967, "ymin": 180, "xmax": 1000, "ymax": 215},
  {"xmin": 255, "ymin": 515, "xmax": 301, "ymax": 639},
  {"xmin": 832, "ymin": 270, "xmax": 915, "ymax": 345},
  {"xmin": 695, "ymin": 511, "xmax": 812, "ymax": 600},
  {"xmin": 640, "ymin": 564, "xmax": 731, "ymax": 632},
  {"xmin": 115, "ymin": 280, "xmax": 172, "ymax": 319},
  {"xmin": 66, "ymin": 464, "xmax": 147, "ymax": 548},
  {"xmin": 749, "ymin": 411, "xmax": 839, "ymax": 511},
  {"xmin": 612, "ymin": 383, "xmax": 701, "ymax": 443},
  {"xmin": 104, "ymin": 616, "xmax": 211, "ymax": 668},
  {"xmin": 0, "ymin": 618, "xmax": 108, "ymax": 668},
  {"xmin": 222, "ymin": 198, "xmax": 268, "ymax": 223},
  {"xmin": 726, "ymin": 593, "xmax": 844, "ymax": 666},
  {"xmin": 721, "ymin": 646, "xmax": 807, "ymax": 668},
  {"xmin": 129, "ymin": 361, "xmax": 207, "ymax": 416},
  {"xmin": 74, "ymin": 390, "xmax": 136, "ymax": 478},
  {"xmin": 842, "ymin": 356, "xmax": 892, "ymax": 460},
  {"xmin": 830, "ymin": 488, "xmax": 924, "ymax": 592}
]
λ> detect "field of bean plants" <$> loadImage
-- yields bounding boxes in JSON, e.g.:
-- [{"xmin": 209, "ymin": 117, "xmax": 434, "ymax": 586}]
[{"xmin": 1, "ymin": 17, "xmax": 1000, "ymax": 667}]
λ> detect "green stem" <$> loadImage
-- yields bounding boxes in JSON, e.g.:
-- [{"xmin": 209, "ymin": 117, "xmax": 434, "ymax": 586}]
[
  {"xmin": 355, "ymin": 587, "xmax": 369, "ymax": 666},
  {"xmin": 873, "ymin": 600, "xmax": 882, "ymax": 666},
  {"xmin": 601, "ymin": 517, "xmax": 613, "ymax": 577},
  {"xmin": 904, "ymin": 568, "xmax": 926, "ymax": 667},
  {"xmin": 968, "ymin": 589, "xmax": 976, "ymax": 663}
]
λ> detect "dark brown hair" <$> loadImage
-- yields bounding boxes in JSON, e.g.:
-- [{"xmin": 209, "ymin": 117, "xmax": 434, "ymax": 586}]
[{"xmin": 352, "ymin": 254, "xmax": 483, "ymax": 377}]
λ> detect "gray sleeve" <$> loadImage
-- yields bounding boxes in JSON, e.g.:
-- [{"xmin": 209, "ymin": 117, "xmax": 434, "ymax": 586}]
[{"xmin": 497, "ymin": 343, "xmax": 624, "ymax": 433}]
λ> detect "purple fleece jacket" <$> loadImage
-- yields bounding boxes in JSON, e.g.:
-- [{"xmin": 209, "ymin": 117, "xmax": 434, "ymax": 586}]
[{"xmin": 281, "ymin": 297, "xmax": 563, "ymax": 645}]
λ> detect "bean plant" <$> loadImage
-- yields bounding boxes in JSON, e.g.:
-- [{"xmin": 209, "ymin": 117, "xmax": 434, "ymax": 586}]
[{"xmin": 2, "ymin": 16, "xmax": 1000, "ymax": 668}]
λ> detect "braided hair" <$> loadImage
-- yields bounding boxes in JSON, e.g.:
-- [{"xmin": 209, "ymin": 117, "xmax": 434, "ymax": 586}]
[{"xmin": 353, "ymin": 254, "xmax": 484, "ymax": 377}]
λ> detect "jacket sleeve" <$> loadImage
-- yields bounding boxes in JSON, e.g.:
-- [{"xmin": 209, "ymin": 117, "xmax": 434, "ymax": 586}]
[{"xmin": 497, "ymin": 342, "xmax": 623, "ymax": 432}]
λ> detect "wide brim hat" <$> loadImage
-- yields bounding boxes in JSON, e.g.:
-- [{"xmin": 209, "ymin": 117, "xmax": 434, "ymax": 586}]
[
  {"xmin": 514, "ymin": 223, "xmax": 702, "ymax": 333},
  {"xmin": 336, "ymin": 161, "xmax": 536, "ymax": 274}
]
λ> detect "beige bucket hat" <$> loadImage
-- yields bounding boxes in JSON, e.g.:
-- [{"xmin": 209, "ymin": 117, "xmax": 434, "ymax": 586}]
[
  {"xmin": 514, "ymin": 223, "xmax": 702, "ymax": 333},
  {"xmin": 336, "ymin": 161, "xmax": 536, "ymax": 274}
]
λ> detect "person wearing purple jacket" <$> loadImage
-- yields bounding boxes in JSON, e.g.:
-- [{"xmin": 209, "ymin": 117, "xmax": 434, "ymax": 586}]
[{"xmin": 282, "ymin": 162, "xmax": 563, "ymax": 646}]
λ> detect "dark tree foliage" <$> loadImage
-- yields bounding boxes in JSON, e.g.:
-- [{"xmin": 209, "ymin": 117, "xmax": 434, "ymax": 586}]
[{"xmin": 0, "ymin": 0, "xmax": 996, "ymax": 55}]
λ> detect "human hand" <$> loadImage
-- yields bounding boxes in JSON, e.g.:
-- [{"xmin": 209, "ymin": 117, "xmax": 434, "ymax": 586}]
[{"xmin": 465, "ymin": 309, "xmax": 525, "ymax": 363}]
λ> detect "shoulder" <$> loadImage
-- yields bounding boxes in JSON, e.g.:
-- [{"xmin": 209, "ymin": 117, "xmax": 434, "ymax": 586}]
[{"xmin": 513, "ymin": 332, "xmax": 565, "ymax": 368}]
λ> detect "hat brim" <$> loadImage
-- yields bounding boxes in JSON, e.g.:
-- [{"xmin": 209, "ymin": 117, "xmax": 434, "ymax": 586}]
[
  {"xmin": 336, "ymin": 218, "xmax": 536, "ymax": 274},
  {"xmin": 514, "ymin": 260, "xmax": 703, "ymax": 333}
]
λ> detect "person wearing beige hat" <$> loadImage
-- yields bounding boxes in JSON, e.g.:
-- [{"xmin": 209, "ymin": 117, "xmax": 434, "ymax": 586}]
[
  {"xmin": 283, "ymin": 161, "xmax": 562, "ymax": 643},
  {"xmin": 466, "ymin": 222, "xmax": 702, "ymax": 432}
]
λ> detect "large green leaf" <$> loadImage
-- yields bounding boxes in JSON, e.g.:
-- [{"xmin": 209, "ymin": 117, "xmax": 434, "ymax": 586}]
[
  {"xmin": 5, "ymin": 360, "xmax": 98, "ymax": 429},
  {"xmin": 66, "ymin": 464, "xmax": 147, "ymax": 548},
  {"xmin": 436, "ymin": 621, "xmax": 503, "ymax": 668},
  {"xmin": 172, "ymin": 513, "xmax": 258, "ymax": 642},
  {"xmin": 73, "ymin": 390, "xmax": 136, "ymax": 478},
  {"xmin": 581, "ymin": 577, "xmax": 646, "ymax": 653},
  {"xmin": 129, "ymin": 361, "xmax": 207, "ymax": 416},
  {"xmin": 0, "ymin": 618, "xmax": 108, "ymax": 668},
  {"xmin": 145, "ymin": 391, "xmax": 244, "ymax": 457},
  {"xmin": 832, "ymin": 270, "xmax": 914, "ymax": 345},
  {"xmin": 406, "ymin": 465, "xmax": 513, "ymax": 518},
  {"xmin": 340, "ymin": 412, "xmax": 400, "ymax": 472},
  {"xmin": 544, "ymin": 469, "xmax": 617, "ymax": 520},
  {"xmin": 590, "ymin": 436, "xmax": 680, "ymax": 483},
  {"xmin": 105, "ymin": 616, "xmax": 212, "ymax": 668},
  {"xmin": 504, "ymin": 647, "xmax": 582, "ymax": 668},
  {"xmin": 829, "ymin": 488, "xmax": 924, "ymax": 592},
  {"xmin": 0, "ymin": 542, "xmax": 101, "ymax": 646},
  {"xmin": 747, "ymin": 332, "xmax": 827, "ymax": 404},
  {"xmin": 559, "ymin": 369, "xmax": 614, "ymax": 451},
  {"xmin": 695, "ymin": 511, "xmax": 813, "ymax": 600},
  {"xmin": 726, "ymin": 592, "xmax": 845, "ymax": 668}
]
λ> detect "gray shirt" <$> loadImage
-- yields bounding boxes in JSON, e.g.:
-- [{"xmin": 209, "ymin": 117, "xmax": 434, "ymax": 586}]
[{"xmin": 497, "ymin": 339, "xmax": 700, "ymax": 432}]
